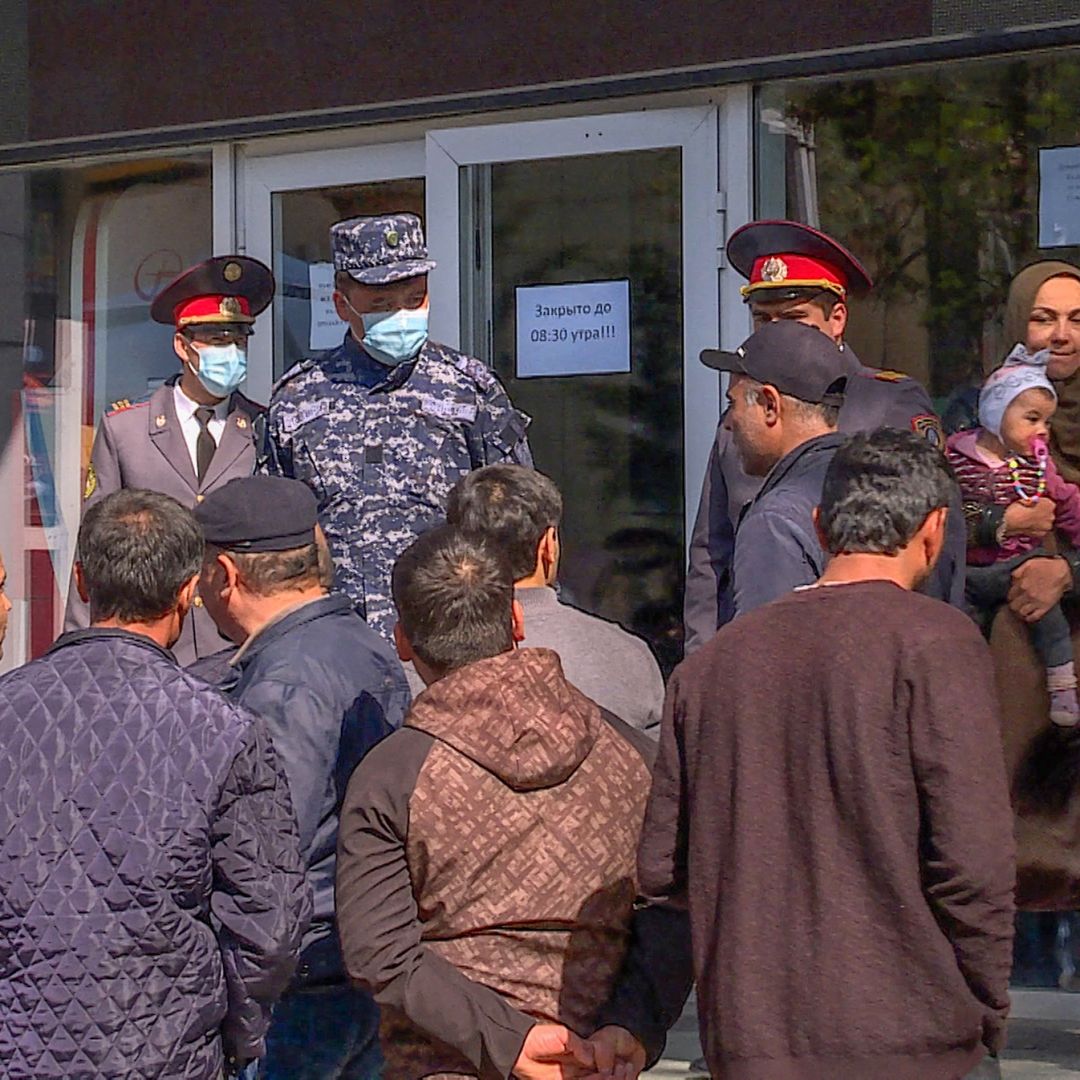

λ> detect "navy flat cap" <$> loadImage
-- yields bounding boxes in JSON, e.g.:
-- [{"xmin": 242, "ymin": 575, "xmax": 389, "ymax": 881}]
[{"xmin": 193, "ymin": 476, "xmax": 318, "ymax": 551}]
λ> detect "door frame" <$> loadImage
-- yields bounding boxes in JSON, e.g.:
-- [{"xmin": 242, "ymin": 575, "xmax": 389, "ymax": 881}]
[
  {"xmin": 239, "ymin": 139, "xmax": 426, "ymax": 403},
  {"xmin": 423, "ymin": 106, "xmax": 722, "ymax": 549}
]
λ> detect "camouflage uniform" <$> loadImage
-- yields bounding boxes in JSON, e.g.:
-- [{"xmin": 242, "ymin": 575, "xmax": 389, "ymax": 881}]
[{"xmin": 261, "ymin": 331, "xmax": 531, "ymax": 639}]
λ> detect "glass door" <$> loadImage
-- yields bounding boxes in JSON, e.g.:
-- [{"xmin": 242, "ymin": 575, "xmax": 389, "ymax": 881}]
[
  {"xmin": 241, "ymin": 141, "xmax": 425, "ymax": 403},
  {"xmin": 426, "ymin": 109, "xmax": 720, "ymax": 671}
]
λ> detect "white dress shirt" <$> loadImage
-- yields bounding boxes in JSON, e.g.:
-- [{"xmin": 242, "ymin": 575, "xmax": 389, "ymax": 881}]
[{"xmin": 173, "ymin": 382, "xmax": 228, "ymax": 475}]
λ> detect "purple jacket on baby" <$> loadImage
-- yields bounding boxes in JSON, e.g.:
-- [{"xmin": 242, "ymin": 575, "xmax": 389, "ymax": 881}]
[{"xmin": 946, "ymin": 428, "xmax": 1080, "ymax": 565}]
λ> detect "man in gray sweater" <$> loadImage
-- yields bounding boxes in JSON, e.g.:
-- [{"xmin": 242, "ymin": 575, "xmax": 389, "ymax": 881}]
[{"xmin": 446, "ymin": 464, "xmax": 664, "ymax": 735}]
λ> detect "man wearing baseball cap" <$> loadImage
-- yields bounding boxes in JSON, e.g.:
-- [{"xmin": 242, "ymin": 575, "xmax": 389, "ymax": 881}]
[
  {"xmin": 684, "ymin": 221, "xmax": 964, "ymax": 649},
  {"xmin": 63, "ymin": 255, "xmax": 274, "ymax": 665},
  {"xmin": 704, "ymin": 320, "xmax": 849, "ymax": 615},
  {"xmin": 194, "ymin": 475, "xmax": 409, "ymax": 1080},
  {"xmin": 260, "ymin": 213, "xmax": 532, "ymax": 656}
]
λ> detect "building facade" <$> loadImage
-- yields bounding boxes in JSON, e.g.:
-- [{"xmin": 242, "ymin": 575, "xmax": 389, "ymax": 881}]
[{"xmin": 2, "ymin": 0, "xmax": 1080, "ymax": 669}]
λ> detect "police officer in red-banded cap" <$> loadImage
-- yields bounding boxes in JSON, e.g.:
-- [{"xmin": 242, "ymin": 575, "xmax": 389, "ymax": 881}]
[
  {"xmin": 684, "ymin": 220, "xmax": 965, "ymax": 654},
  {"xmin": 63, "ymin": 256, "xmax": 273, "ymax": 666}
]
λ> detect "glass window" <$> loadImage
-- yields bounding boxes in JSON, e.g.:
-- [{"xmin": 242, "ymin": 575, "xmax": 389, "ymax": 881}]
[
  {"xmin": 757, "ymin": 53, "xmax": 1080, "ymax": 416},
  {"xmin": 462, "ymin": 148, "xmax": 684, "ymax": 675},
  {"xmin": 0, "ymin": 154, "xmax": 211, "ymax": 669},
  {"xmin": 271, "ymin": 179, "xmax": 424, "ymax": 379}
]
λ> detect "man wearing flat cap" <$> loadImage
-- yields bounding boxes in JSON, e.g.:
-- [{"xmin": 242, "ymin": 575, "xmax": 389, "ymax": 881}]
[
  {"xmin": 705, "ymin": 320, "xmax": 848, "ymax": 615},
  {"xmin": 260, "ymin": 212, "xmax": 532, "ymax": 645},
  {"xmin": 64, "ymin": 254, "xmax": 274, "ymax": 666},
  {"xmin": 195, "ymin": 475, "xmax": 409, "ymax": 1080},
  {"xmin": 684, "ymin": 221, "xmax": 964, "ymax": 650}
]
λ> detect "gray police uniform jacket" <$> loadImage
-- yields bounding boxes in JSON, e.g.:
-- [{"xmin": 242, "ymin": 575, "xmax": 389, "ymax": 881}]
[
  {"xmin": 260, "ymin": 333, "xmax": 532, "ymax": 640},
  {"xmin": 684, "ymin": 351, "xmax": 965, "ymax": 653},
  {"xmin": 63, "ymin": 377, "xmax": 263, "ymax": 665}
]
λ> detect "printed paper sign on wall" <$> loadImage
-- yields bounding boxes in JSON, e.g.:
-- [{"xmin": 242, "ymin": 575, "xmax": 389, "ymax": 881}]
[
  {"xmin": 309, "ymin": 262, "xmax": 349, "ymax": 350},
  {"xmin": 515, "ymin": 280, "xmax": 631, "ymax": 378},
  {"xmin": 1039, "ymin": 146, "xmax": 1080, "ymax": 248}
]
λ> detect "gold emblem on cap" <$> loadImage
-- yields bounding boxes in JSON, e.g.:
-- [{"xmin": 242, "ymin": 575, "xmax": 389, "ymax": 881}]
[
  {"xmin": 220, "ymin": 297, "xmax": 242, "ymax": 317},
  {"xmin": 223, "ymin": 261, "xmax": 243, "ymax": 282},
  {"xmin": 155, "ymin": 414, "xmax": 166, "ymax": 428},
  {"xmin": 385, "ymin": 229, "xmax": 399, "ymax": 248},
  {"xmin": 762, "ymin": 256, "xmax": 789, "ymax": 283},
  {"xmin": 236, "ymin": 416, "xmax": 248, "ymax": 430}
]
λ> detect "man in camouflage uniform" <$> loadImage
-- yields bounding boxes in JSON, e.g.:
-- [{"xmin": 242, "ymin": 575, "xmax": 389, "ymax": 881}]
[{"xmin": 261, "ymin": 213, "xmax": 532, "ymax": 641}]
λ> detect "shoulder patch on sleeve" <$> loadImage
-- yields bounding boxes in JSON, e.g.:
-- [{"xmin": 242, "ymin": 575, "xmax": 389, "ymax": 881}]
[
  {"xmin": 911, "ymin": 413, "xmax": 945, "ymax": 448},
  {"xmin": 83, "ymin": 462, "xmax": 96, "ymax": 500},
  {"xmin": 872, "ymin": 369, "xmax": 910, "ymax": 383}
]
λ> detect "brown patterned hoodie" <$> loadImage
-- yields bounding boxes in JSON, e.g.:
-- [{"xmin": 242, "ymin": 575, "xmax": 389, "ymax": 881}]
[{"xmin": 336, "ymin": 647, "xmax": 654, "ymax": 1079}]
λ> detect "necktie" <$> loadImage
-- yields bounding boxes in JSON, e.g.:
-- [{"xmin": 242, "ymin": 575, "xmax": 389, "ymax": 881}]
[{"xmin": 194, "ymin": 407, "xmax": 216, "ymax": 483}]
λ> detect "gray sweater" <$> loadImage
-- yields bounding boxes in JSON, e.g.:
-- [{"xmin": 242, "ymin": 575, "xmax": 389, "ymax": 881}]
[{"xmin": 515, "ymin": 585, "xmax": 664, "ymax": 736}]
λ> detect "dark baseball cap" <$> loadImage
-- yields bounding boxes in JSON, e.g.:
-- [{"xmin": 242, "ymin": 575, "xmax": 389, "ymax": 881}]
[
  {"xmin": 700, "ymin": 321, "xmax": 849, "ymax": 407},
  {"xmin": 193, "ymin": 476, "xmax": 318, "ymax": 552}
]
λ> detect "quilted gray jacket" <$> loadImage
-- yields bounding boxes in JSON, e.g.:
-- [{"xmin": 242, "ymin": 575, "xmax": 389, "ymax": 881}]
[{"xmin": 0, "ymin": 628, "xmax": 312, "ymax": 1079}]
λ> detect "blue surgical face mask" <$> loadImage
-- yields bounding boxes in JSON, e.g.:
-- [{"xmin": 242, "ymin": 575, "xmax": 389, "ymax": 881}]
[
  {"xmin": 187, "ymin": 342, "xmax": 247, "ymax": 398},
  {"xmin": 356, "ymin": 306, "xmax": 429, "ymax": 366}
]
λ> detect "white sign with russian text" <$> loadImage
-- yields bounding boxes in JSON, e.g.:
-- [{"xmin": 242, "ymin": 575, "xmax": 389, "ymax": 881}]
[
  {"xmin": 1039, "ymin": 146, "xmax": 1080, "ymax": 248},
  {"xmin": 309, "ymin": 262, "xmax": 349, "ymax": 350},
  {"xmin": 515, "ymin": 280, "xmax": 631, "ymax": 378}
]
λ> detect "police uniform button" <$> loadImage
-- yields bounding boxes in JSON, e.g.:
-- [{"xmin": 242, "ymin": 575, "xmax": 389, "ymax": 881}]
[
  {"xmin": 193, "ymin": 596, "xmax": 204, "ymax": 608},
  {"xmin": 196, "ymin": 494, "xmax": 205, "ymax": 503}
]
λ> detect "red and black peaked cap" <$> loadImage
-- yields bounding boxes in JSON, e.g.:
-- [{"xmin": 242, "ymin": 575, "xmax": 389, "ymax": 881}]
[
  {"xmin": 727, "ymin": 220, "xmax": 873, "ymax": 302},
  {"xmin": 150, "ymin": 255, "xmax": 275, "ymax": 328}
]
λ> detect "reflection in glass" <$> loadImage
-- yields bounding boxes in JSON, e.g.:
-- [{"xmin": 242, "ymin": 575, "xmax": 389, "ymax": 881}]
[
  {"xmin": 758, "ymin": 56, "xmax": 1080, "ymax": 411},
  {"xmin": 467, "ymin": 149, "xmax": 684, "ymax": 674},
  {"xmin": 0, "ymin": 156, "xmax": 212, "ymax": 667}
]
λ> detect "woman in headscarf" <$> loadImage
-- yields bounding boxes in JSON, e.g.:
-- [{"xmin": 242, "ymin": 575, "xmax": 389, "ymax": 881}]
[{"xmin": 986, "ymin": 263, "xmax": 1080, "ymax": 966}]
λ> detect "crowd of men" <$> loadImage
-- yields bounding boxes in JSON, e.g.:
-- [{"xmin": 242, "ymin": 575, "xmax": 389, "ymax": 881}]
[{"xmin": 0, "ymin": 213, "xmax": 1019, "ymax": 1080}]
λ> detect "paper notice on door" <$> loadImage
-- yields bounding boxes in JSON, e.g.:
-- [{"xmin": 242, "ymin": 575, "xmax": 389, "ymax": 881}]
[
  {"xmin": 309, "ymin": 262, "xmax": 348, "ymax": 350},
  {"xmin": 515, "ymin": 280, "xmax": 631, "ymax": 378},
  {"xmin": 1039, "ymin": 146, "xmax": 1080, "ymax": 248}
]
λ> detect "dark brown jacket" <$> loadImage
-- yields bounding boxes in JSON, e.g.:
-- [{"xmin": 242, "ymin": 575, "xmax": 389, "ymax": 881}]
[
  {"xmin": 336, "ymin": 647, "xmax": 653, "ymax": 1080},
  {"xmin": 605, "ymin": 582, "xmax": 1015, "ymax": 1080}
]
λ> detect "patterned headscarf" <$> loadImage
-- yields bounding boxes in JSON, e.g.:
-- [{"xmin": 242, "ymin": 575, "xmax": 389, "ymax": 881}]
[{"xmin": 978, "ymin": 344, "xmax": 1056, "ymax": 441}]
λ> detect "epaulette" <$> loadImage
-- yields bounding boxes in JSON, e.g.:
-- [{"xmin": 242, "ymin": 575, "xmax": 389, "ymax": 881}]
[
  {"xmin": 446, "ymin": 350, "xmax": 497, "ymax": 392},
  {"xmin": 271, "ymin": 355, "xmax": 318, "ymax": 397},
  {"xmin": 106, "ymin": 398, "xmax": 149, "ymax": 417}
]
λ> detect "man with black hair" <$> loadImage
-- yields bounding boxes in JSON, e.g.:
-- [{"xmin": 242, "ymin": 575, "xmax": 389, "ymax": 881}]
[
  {"xmin": 684, "ymin": 219, "xmax": 964, "ymax": 650},
  {"xmin": 593, "ymin": 429, "xmax": 1015, "ymax": 1080},
  {"xmin": 194, "ymin": 475, "xmax": 409, "ymax": 1080},
  {"xmin": 0, "ymin": 489, "xmax": 310, "ymax": 1079},
  {"xmin": 447, "ymin": 463, "xmax": 664, "ymax": 734},
  {"xmin": 335, "ymin": 524, "xmax": 656, "ymax": 1080}
]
